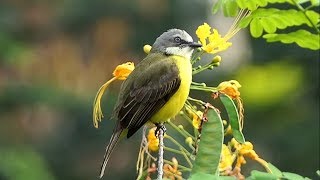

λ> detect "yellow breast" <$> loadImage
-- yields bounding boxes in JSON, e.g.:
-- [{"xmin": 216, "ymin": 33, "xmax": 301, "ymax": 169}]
[{"xmin": 150, "ymin": 56, "xmax": 192, "ymax": 123}]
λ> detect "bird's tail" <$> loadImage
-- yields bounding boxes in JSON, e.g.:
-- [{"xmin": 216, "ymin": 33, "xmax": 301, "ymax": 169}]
[{"xmin": 99, "ymin": 123, "xmax": 123, "ymax": 179}]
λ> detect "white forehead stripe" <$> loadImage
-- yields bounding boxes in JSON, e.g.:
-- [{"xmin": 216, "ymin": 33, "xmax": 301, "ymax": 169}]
[
  {"xmin": 182, "ymin": 30, "xmax": 193, "ymax": 42},
  {"xmin": 173, "ymin": 31, "xmax": 193, "ymax": 42}
]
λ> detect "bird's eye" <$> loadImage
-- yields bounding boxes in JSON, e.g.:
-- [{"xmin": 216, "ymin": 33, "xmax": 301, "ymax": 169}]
[{"xmin": 174, "ymin": 37, "xmax": 181, "ymax": 43}]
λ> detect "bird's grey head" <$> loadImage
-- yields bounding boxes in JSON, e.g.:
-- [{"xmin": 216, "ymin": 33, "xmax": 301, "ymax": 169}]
[{"xmin": 150, "ymin": 29, "xmax": 202, "ymax": 59}]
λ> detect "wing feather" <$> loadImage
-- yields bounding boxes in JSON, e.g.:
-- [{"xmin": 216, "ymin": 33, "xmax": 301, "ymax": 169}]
[{"xmin": 115, "ymin": 57, "xmax": 181, "ymax": 138}]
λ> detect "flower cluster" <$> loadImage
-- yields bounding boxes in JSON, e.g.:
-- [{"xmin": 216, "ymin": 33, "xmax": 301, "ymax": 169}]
[
  {"xmin": 163, "ymin": 157, "xmax": 183, "ymax": 180},
  {"xmin": 196, "ymin": 23, "xmax": 232, "ymax": 54},
  {"xmin": 217, "ymin": 80, "xmax": 242, "ymax": 99},
  {"xmin": 219, "ymin": 138, "xmax": 269, "ymax": 179}
]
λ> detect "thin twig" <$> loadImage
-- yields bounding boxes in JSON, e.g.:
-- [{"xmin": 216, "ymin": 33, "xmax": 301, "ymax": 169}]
[
  {"xmin": 180, "ymin": 147, "xmax": 193, "ymax": 168},
  {"xmin": 136, "ymin": 127, "xmax": 146, "ymax": 179},
  {"xmin": 167, "ymin": 121, "xmax": 195, "ymax": 141},
  {"xmin": 165, "ymin": 135, "xmax": 192, "ymax": 156},
  {"xmin": 157, "ymin": 127, "xmax": 164, "ymax": 180}
]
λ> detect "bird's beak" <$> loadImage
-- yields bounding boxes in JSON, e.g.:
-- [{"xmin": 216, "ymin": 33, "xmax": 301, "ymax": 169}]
[{"xmin": 188, "ymin": 42, "xmax": 202, "ymax": 48}]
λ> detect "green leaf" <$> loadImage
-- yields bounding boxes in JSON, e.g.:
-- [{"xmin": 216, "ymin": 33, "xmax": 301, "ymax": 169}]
[
  {"xmin": 260, "ymin": 18, "xmax": 277, "ymax": 33},
  {"xmin": 238, "ymin": 16, "xmax": 253, "ymax": 28},
  {"xmin": 220, "ymin": 94, "xmax": 245, "ymax": 143},
  {"xmin": 282, "ymin": 172, "xmax": 306, "ymax": 180},
  {"xmin": 305, "ymin": 10, "xmax": 320, "ymax": 27},
  {"xmin": 296, "ymin": 0, "xmax": 310, "ymax": 4},
  {"xmin": 212, "ymin": 0, "xmax": 224, "ymax": 14},
  {"xmin": 189, "ymin": 173, "xmax": 236, "ymax": 180},
  {"xmin": 189, "ymin": 173, "xmax": 216, "ymax": 180},
  {"xmin": 311, "ymin": 0, "xmax": 320, "ymax": 6},
  {"xmin": 250, "ymin": 18, "xmax": 263, "ymax": 37},
  {"xmin": 250, "ymin": 170, "xmax": 278, "ymax": 180},
  {"xmin": 190, "ymin": 108, "xmax": 224, "ymax": 176},
  {"xmin": 236, "ymin": 0, "xmax": 258, "ymax": 11},
  {"xmin": 267, "ymin": 163, "xmax": 282, "ymax": 177},
  {"xmin": 245, "ymin": 8, "xmax": 318, "ymax": 38},
  {"xmin": 272, "ymin": 15, "xmax": 287, "ymax": 29},
  {"xmin": 234, "ymin": 0, "xmax": 294, "ymax": 14},
  {"xmin": 223, "ymin": 0, "xmax": 239, "ymax": 17},
  {"xmin": 263, "ymin": 30, "xmax": 320, "ymax": 50}
]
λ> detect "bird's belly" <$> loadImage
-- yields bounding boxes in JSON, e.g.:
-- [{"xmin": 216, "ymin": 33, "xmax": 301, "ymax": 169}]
[{"xmin": 150, "ymin": 56, "xmax": 192, "ymax": 123}]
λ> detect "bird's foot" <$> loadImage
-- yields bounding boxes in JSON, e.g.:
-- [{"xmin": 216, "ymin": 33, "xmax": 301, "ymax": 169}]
[{"xmin": 154, "ymin": 123, "xmax": 166, "ymax": 138}]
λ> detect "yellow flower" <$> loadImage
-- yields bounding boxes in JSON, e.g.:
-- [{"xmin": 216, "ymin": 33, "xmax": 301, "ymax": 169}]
[
  {"xmin": 229, "ymin": 138, "xmax": 271, "ymax": 174},
  {"xmin": 238, "ymin": 142, "xmax": 259, "ymax": 160},
  {"xmin": 147, "ymin": 128, "xmax": 159, "ymax": 152},
  {"xmin": 192, "ymin": 111, "xmax": 203, "ymax": 130},
  {"xmin": 195, "ymin": 23, "xmax": 232, "ymax": 54},
  {"xmin": 163, "ymin": 157, "xmax": 182, "ymax": 180},
  {"xmin": 92, "ymin": 62, "xmax": 135, "ymax": 128},
  {"xmin": 112, "ymin": 62, "xmax": 135, "ymax": 80},
  {"xmin": 231, "ymin": 138, "xmax": 259, "ymax": 161},
  {"xmin": 143, "ymin": 44, "xmax": 152, "ymax": 54},
  {"xmin": 219, "ymin": 144, "xmax": 233, "ymax": 172},
  {"xmin": 217, "ymin": 80, "xmax": 241, "ymax": 99},
  {"xmin": 235, "ymin": 155, "xmax": 246, "ymax": 168},
  {"xmin": 196, "ymin": 23, "xmax": 211, "ymax": 45}
]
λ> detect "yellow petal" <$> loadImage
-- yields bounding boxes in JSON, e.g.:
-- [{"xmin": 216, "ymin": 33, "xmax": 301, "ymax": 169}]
[
  {"xmin": 147, "ymin": 128, "xmax": 159, "ymax": 152},
  {"xmin": 192, "ymin": 111, "xmax": 203, "ymax": 129},
  {"xmin": 93, "ymin": 77, "xmax": 117, "ymax": 128},
  {"xmin": 217, "ymin": 80, "xmax": 241, "ymax": 99},
  {"xmin": 113, "ymin": 62, "xmax": 135, "ymax": 80},
  {"xmin": 219, "ymin": 144, "xmax": 233, "ymax": 171},
  {"xmin": 229, "ymin": 80, "xmax": 241, "ymax": 88},
  {"xmin": 196, "ymin": 23, "xmax": 211, "ymax": 43},
  {"xmin": 202, "ymin": 28, "xmax": 232, "ymax": 54},
  {"xmin": 209, "ymin": 29, "xmax": 221, "ymax": 42}
]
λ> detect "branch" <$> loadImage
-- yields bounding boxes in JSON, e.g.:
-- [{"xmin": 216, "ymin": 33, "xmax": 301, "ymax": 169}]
[{"xmin": 157, "ymin": 128, "xmax": 164, "ymax": 180}]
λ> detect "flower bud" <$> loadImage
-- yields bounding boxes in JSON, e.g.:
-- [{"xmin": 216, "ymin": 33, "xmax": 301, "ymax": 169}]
[
  {"xmin": 143, "ymin": 44, "xmax": 152, "ymax": 54},
  {"xmin": 212, "ymin": 55, "xmax": 222, "ymax": 63},
  {"xmin": 212, "ymin": 62, "xmax": 220, "ymax": 67},
  {"xmin": 185, "ymin": 137, "xmax": 193, "ymax": 145}
]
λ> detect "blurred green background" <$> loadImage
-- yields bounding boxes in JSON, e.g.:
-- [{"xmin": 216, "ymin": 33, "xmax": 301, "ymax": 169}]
[{"xmin": 0, "ymin": 0, "xmax": 319, "ymax": 179}]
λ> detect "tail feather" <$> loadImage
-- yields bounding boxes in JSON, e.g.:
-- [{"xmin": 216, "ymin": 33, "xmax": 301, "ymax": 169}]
[{"xmin": 99, "ymin": 124, "xmax": 123, "ymax": 179}]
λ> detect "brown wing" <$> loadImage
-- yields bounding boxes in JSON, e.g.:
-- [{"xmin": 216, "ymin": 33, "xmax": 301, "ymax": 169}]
[{"xmin": 116, "ymin": 58, "xmax": 181, "ymax": 138}]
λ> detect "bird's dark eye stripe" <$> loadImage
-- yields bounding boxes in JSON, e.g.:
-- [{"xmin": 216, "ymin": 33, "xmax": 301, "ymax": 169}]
[{"xmin": 180, "ymin": 39, "xmax": 187, "ymax": 44}]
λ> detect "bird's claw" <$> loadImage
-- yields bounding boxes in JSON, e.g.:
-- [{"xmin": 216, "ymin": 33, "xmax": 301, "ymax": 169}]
[{"xmin": 154, "ymin": 123, "xmax": 166, "ymax": 138}]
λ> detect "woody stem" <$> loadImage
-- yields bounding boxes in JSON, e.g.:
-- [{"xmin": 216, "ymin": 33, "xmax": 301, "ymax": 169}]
[{"xmin": 157, "ymin": 126, "xmax": 164, "ymax": 180}]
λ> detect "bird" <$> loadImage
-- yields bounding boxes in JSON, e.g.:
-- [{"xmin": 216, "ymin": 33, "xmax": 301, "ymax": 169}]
[{"xmin": 99, "ymin": 29, "xmax": 201, "ymax": 178}]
